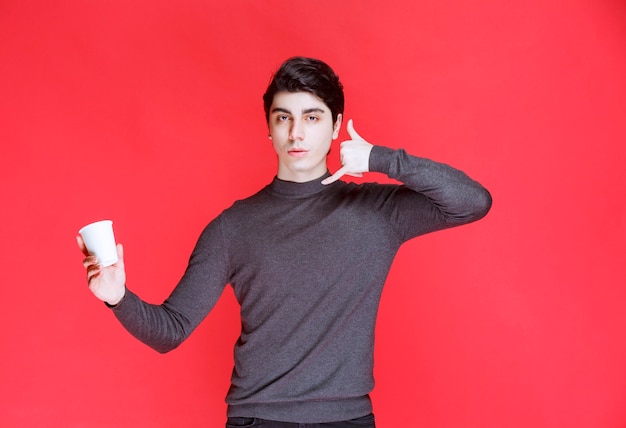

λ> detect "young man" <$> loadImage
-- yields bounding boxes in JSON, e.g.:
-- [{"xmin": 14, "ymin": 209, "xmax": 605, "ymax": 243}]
[{"xmin": 78, "ymin": 57, "xmax": 492, "ymax": 427}]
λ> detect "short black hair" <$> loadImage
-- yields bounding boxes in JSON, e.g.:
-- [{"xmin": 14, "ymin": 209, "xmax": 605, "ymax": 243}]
[{"xmin": 263, "ymin": 57, "xmax": 344, "ymax": 123}]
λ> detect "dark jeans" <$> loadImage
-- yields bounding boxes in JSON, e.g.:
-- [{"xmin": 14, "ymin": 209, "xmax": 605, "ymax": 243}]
[{"xmin": 226, "ymin": 413, "xmax": 376, "ymax": 428}]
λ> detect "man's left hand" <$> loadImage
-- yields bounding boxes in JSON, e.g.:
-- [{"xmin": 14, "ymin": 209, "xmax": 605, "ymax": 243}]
[{"xmin": 322, "ymin": 119, "xmax": 373, "ymax": 185}]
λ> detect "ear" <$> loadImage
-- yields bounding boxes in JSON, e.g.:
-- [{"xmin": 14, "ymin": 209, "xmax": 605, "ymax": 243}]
[{"xmin": 332, "ymin": 114, "xmax": 343, "ymax": 140}]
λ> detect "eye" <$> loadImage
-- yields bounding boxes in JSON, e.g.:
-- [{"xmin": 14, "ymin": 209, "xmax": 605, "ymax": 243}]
[
  {"xmin": 276, "ymin": 114, "xmax": 290, "ymax": 122},
  {"xmin": 305, "ymin": 115, "xmax": 319, "ymax": 122}
]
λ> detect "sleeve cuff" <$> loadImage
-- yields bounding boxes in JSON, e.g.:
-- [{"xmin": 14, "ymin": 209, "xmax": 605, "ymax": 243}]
[
  {"xmin": 368, "ymin": 145, "xmax": 396, "ymax": 174},
  {"xmin": 104, "ymin": 288, "xmax": 127, "ymax": 309}
]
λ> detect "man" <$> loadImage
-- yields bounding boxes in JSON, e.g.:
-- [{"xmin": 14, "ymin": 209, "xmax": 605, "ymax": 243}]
[{"xmin": 78, "ymin": 57, "xmax": 492, "ymax": 427}]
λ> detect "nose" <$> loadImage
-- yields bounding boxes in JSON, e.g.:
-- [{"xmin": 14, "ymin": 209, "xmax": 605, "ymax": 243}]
[{"xmin": 289, "ymin": 119, "xmax": 304, "ymax": 141}]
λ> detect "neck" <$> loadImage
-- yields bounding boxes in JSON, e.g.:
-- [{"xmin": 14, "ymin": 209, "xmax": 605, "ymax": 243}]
[
  {"xmin": 276, "ymin": 167, "xmax": 328, "ymax": 183},
  {"xmin": 268, "ymin": 172, "xmax": 332, "ymax": 199}
]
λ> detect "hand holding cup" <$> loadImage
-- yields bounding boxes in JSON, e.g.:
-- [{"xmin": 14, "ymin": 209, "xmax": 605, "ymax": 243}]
[{"xmin": 77, "ymin": 220, "xmax": 126, "ymax": 305}]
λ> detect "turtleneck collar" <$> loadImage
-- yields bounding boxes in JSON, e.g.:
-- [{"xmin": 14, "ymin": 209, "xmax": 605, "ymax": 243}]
[{"xmin": 265, "ymin": 171, "xmax": 333, "ymax": 199}]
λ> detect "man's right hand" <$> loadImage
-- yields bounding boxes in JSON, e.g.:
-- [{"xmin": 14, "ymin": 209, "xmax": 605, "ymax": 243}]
[{"xmin": 77, "ymin": 235, "xmax": 126, "ymax": 306}]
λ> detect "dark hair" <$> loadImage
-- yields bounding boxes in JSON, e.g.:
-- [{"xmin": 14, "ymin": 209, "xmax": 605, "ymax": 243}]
[{"xmin": 263, "ymin": 57, "xmax": 344, "ymax": 123}]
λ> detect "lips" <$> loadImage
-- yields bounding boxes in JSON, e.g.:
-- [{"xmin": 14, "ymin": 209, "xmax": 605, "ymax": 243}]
[{"xmin": 288, "ymin": 148, "xmax": 308, "ymax": 157}]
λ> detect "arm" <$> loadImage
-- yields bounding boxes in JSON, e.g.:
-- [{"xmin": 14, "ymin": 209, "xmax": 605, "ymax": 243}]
[
  {"xmin": 323, "ymin": 119, "xmax": 492, "ymax": 238},
  {"xmin": 370, "ymin": 145, "xmax": 492, "ymax": 238},
  {"xmin": 78, "ymin": 218, "xmax": 230, "ymax": 353}
]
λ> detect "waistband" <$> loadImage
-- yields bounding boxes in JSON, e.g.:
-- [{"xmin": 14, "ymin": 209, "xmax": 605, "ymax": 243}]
[{"xmin": 227, "ymin": 395, "xmax": 372, "ymax": 424}]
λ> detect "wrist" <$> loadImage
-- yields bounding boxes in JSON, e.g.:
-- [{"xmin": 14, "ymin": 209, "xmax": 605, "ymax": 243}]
[
  {"xmin": 368, "ymin": 145, "xmax": 394, "ymax": 173},
  {"xmin": 105, "ymin": 287, "xmax": 126, "ymax": 308}
]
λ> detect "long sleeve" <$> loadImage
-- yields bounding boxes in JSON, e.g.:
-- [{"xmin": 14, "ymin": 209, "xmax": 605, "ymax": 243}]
[
  {"xmin": 109, "ymin": 217, "xmax": 231, "ymax": 353},
  {"xmin": 368, "ymin": 145, "xmax": 492, "ymax": 241}
]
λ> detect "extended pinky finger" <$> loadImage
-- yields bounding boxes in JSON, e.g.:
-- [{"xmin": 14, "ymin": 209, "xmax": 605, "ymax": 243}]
[{"xmin": 321, "ymin": 166, "xmax": 348, "ymax": 185}]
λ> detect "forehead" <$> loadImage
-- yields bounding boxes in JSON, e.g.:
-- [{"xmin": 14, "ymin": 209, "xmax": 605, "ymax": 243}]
[{"xmin": 270, "ymin": 91, "xmax": 329, "ymax": 113}]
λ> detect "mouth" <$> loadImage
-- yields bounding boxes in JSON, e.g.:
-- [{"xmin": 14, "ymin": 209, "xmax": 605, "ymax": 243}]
[{"xmin": 288, "ymin": 148, "xmax": 309, "ymax": 157}]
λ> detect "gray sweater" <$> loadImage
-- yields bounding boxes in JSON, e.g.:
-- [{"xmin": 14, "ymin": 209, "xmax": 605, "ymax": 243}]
[{"xmin": 110, "ymin": 146, "xmax": 492, "ymax": 423}]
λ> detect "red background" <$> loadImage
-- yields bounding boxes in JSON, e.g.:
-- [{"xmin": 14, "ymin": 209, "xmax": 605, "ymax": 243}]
[{"xmin": 1, "ymin": 1, "xmax": 625, "ymax": 427}]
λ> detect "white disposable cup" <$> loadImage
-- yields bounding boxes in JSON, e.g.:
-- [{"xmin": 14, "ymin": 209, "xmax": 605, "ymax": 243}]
[{"xmin": 79, "ymin": 220, "xmax": 119, "ymax": 267}]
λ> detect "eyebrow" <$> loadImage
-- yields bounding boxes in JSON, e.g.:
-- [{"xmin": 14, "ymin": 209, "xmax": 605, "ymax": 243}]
[{"xmin": 271, "ymin": 107, "xmax": 326, "ymax": 115}]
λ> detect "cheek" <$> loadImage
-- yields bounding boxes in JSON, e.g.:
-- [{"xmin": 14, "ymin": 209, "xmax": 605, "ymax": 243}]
[
  {"xmin": 319, "ymin": 138, "xmax": 332, "ymax": 155},
  {"xmin": 268, "ymin": 121, "xmax": 284, "ymax": 135},
  {"xmin": 323, "ymin": 128, "xmax": 335, "ymax": 149},
  {"xmin": 271, "ymin": 139, "xmax": 281, "ymax": 154}
]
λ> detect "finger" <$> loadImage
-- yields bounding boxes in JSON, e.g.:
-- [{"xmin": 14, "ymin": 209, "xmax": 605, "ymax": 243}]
[
  {"xmin": 76, "ymin": 235, "xmax": 90, "ymax": 257},
  {"xmin": 346, "ymin": 172, "xmax": 363, "ymax": 178},
  {"xmin": 86, "ymin": 264, "xmax": 102, "ymax": 284},
  {"xmin": 114, "ymin": 243, "xmax": 124, "ymax": 266},
  {"xmin": 82, "ymin": 255, "xmax": 99, "ymax": 269},
  {"xmin": 347, "ymin": 119, "xmax": 364, "ymax": 141},
  {"xmin": 321, "ymin": 166, "xmax": 349, "ymax": 185}
]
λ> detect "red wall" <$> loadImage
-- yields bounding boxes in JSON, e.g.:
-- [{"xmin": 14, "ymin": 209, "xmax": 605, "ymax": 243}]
[{"xmin": 1, "ymin": 1, "xmax": 625, "ymax": 427}]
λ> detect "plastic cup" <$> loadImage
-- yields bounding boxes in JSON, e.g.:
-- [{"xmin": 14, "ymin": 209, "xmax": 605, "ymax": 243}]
[{"xmin": 79, "ymin": 220, "xmax": 119, "ymax": 267}]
